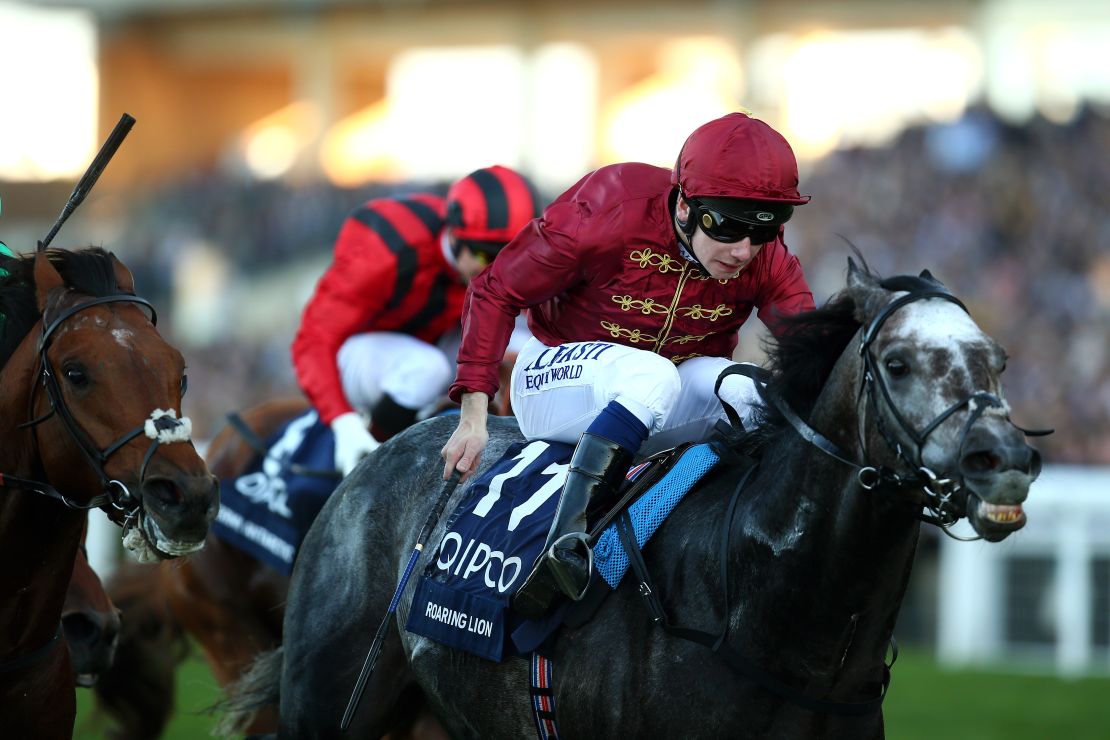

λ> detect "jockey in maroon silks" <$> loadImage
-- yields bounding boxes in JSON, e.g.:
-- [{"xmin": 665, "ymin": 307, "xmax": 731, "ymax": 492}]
[
  {"xmin": 293, "ymin": 165, "xmax": 540, "ymax": 476},
  {"xmin": 441, "ymin": 113, "xmax": 816, "ymax": 618}
]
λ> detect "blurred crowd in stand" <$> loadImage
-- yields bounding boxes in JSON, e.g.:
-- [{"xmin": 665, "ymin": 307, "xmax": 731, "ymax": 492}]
[
  {"xmin": 792, "ymin": 104, "xmax": 1110, "ymax": 464},
  {"xmin": 113, "ymin": 104, "xmax": 1108, "ymax": 463}
]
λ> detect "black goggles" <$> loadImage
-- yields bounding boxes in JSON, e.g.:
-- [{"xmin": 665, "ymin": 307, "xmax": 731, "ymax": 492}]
[
  {"xmin": 450, "ymin": 239, "xmax": 507, "ymax": 264},
  {"xmin": 693, "ymin": 202, "xmax": 781, "ymax": 245}
]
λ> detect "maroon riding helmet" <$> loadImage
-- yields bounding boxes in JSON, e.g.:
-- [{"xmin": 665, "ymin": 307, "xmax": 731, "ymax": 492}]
[{"xmin": 672, "ymin": 112, "xmax": 810, "ymax": 245}]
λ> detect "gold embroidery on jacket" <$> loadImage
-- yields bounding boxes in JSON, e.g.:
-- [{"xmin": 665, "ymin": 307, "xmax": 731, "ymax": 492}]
[
  {"xmin": 688, "ymin": 266, "xmax": 733, "ymax": 284},
  {"xmin": 665, "ymin": 332, "xmax": 712, "ymax": 345},
  {"xmin": 600, "ymin": 321, "xmax": 658, "ymax": 344},
  {"xmin": 675, "ymin": 303, "xmax": 733, "ymax": 321},
  {"xmin": 612, "ymin": 295, "xmax": 669, "ymax": 315},
  {"xmin": 670, "ymin": 353, "xmax": 704, "ymax": 364},
  {"xmin": 630, "ymin": 248, "xmax": 684, "ymax": 274},
  {"xmin": 613, "ymin": 249, "xmax": 733, "ymax": 352},
  {"xmin": 653, "ymin": 269, "xmax": 695, "ymax": 351}
]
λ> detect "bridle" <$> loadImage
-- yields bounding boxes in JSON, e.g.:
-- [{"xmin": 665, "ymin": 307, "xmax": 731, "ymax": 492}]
[
  {"xmin": 2, "ymin": 293, "xmax": 189, "ymax": 525},
  {"xmin": 722, "ymin": 287, "xmax": 1050, "ymax": 536},
  {"xmin": 855, "ymin": 289, "xmax": 996, "ymax": 527}
]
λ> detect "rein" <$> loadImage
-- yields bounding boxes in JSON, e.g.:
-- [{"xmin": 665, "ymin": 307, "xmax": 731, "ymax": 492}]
[
  {"xmin": 225, "ymin": 411, "xmax": 342, "ymax": 481},
  {"xmin": 0, "ymin": 624, "xmax": 62, "ymax": 674},
  {"xmin": 622, "ymin": 288, "xmax": 1043, "ymax": 715},
  {"xmin": 718, "ymin": 288, "xmax": 1050, "ymax": 534}
]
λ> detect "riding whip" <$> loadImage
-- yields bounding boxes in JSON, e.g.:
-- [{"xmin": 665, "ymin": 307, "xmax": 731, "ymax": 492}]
[
  {"xmin": 40, "ymin": 113, "xmax": 136, "ymax": 251},
  {"xmin": 340, "ymin": 469, "xmax": 462, "ymax": 731}
]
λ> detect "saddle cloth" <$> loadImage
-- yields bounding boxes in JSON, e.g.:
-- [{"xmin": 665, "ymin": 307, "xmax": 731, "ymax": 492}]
[
  {"xmin": 212, "ymin": 410, "xmax": 338, "ymax": 576},
  {"xmin": 404, "ymin": 440, "xmax": 719, "ymax": 662}
]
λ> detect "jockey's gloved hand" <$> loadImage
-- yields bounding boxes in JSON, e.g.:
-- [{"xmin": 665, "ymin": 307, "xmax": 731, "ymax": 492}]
[{"xmin": 330, "ymin": 411, "xmax": 380, "ymax": 476}]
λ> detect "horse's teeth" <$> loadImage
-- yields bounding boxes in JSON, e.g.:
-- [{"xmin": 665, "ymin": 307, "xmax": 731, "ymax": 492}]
[{"xmin": 981, "ymin": 502, "xmax": 1023, "ymax": 523}]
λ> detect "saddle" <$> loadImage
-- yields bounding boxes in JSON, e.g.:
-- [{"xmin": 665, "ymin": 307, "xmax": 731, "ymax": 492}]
[
  {"xmin": 404, "ymin": 431, "xmax": 751, "ymax": 661},
  {"xmin": 212, "ymin": 409, "xmax": 341, "ymax": 576}
]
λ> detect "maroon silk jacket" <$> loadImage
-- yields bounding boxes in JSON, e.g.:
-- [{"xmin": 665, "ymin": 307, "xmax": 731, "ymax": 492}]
[{"xmin": 449, "ymin": 163, "xmax": 814, "ymax": 402}]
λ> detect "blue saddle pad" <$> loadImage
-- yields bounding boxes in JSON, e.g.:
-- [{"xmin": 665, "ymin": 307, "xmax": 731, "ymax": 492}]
[
  {"xmin": 404, "ymin": 440, "xmax": 718, "ymax": 662},
  {"xmin": 212, "ymin": 410, "xmax": 339, "ymax": 576}
]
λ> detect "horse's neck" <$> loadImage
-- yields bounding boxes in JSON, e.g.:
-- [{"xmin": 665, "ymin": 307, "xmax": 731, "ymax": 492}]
[
  {"xmin": 0, "ymin": 341, "xmax": 86, "ymax": 654},
  {"xmin": 725, "ymin": 372, "xmax": 922, "ymax": 693},
  {"xmin": 0, "ymin": 494, "xmax": 85, "ymax": 655}
]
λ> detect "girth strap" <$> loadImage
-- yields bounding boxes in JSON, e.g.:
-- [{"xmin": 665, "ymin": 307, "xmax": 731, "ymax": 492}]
[
  {"xmin": 615, "ymin": 467, "xmax": 894, "ymax": 717},
  {"xmin": 530, "ymin": 652, "xmax": 561, "ymax": 740}
]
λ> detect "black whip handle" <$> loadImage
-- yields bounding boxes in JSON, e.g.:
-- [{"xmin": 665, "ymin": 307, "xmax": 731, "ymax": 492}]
[{"xmin": 40, "ymin": 113, "xmax": 136, "ymax": 250}]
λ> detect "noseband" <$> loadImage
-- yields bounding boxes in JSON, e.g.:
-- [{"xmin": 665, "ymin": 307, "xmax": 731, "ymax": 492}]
[{"xmin": 3, "ymin": 294, "xmax": 191, "ymax": 524}]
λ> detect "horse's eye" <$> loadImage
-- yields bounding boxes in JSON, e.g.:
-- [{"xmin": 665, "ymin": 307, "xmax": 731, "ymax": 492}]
[
  {"xmin": 63, "ymin": 364, "xmax": 89, "ymax": 388},
  {"xmin": 884, "ymin": 357, "xmax": 909, "ymax": 378},
  {"xmin": 180, "ymin": 374, "xmax": 189, "ymax": 398}
]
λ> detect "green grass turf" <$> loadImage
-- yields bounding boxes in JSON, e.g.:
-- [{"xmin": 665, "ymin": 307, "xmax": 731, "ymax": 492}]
[{"xmin": 72, "ymin": 647, "xmax": 1110, "ymax": 739}]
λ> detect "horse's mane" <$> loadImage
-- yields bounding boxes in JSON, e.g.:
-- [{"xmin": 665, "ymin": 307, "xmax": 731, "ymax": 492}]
[
  {"xmin": 738, "ymin": 266, "xmax": 948, "ymax": 456},
  {"xmin": 0, "ymin": 247, "xmax": 125, "ymax": 369}
]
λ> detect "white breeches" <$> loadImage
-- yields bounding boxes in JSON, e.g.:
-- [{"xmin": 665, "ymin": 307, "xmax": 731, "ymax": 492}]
[
  {"xmin": 337, "ymin": 332, "xmax": 454, "ymax": 411},
  {"xmin": 509, "ymin": 338, "xmax": 761, "ymax": 455}
]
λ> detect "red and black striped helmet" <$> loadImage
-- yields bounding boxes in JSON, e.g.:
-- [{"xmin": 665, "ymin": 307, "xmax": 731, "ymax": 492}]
[{"xmin": 446, "ymin": 165, "xmax": 540, "ymax": 258}]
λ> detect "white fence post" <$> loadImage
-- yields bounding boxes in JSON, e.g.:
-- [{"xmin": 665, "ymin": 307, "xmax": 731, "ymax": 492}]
[{"xmin": 936, "ymin": 465, "xmax": 1110, "ymax": 676}]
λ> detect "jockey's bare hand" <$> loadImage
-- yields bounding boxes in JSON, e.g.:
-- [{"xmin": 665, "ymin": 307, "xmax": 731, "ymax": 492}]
[{"xmin": 441, "ymin": 392, "xmax": 490, "ymax": 482}]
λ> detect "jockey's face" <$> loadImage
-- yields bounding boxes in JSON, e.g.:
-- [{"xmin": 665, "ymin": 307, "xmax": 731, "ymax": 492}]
[
  {"xmin": 454, "ymin": 244, "xmax": 491, "ymax": 284},
  {"xmin": 676, "ymin": 195, "xmax": 764, "ymax": 280}
]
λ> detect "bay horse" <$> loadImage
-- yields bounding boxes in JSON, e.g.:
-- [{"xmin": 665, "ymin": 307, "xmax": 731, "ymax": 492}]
[
  {"xmin": 0, "ymin": 247, "xmax": 219, "ymax": 739},
  {"xmin": 233, "ymin": 261, "xmax": 1044, "ymax": 739},
  {"xmin": 94, "ymin": 372, "xmax": 518, "ymax": 737},
  {"xmin": 93, "ymin": 398, "xmax": 307, "ymax": 738}
]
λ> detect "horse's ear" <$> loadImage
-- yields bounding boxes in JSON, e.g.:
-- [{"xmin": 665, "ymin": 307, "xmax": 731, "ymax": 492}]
[
  {"xmin": 34, "ymin": 249, "xmax": 65, "ymax": 313},
  {"xmin": 846, "ymin": 258, "xmax": 887, "ymax": 323},
  {"xmin": 109, "ymin": 252, "xmax": 136, "ymax": 294},
  {"xmin": 918, "ymin": 268, "xmax": 945, "ymax": 288},
  {"xmin": 846, "ymin": 256, "xmax": 877, "ymax": 290}
]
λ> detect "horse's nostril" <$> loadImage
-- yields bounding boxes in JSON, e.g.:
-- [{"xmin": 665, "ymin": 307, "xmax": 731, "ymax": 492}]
[
  {"xmin": 961, "ymin": 450, "xmax": 1001, "ymax": 475},
  {"xmin": 1029, "ymin": 448, "xmax": 1043, "ymax": 478},
  {"xmin": 62, "ymin": 613, "xmax": 100, "ymax": 645},
  {"xmin": 143, "ymin": 477, "xmax": 184, "ymax": 507}
]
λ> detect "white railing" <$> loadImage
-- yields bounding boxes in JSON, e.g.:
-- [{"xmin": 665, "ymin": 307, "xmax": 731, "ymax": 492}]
[{"xmin": 938, "ymin": 465, "xmax": 1110, "ymax": 676}]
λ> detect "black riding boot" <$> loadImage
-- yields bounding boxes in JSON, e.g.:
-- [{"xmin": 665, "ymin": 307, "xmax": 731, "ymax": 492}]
[{"xmin": 512, "ymin": 433, "xmax": 633, "ymax": 620}]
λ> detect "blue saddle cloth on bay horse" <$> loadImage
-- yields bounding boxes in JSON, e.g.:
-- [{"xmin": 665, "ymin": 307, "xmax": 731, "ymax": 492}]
[
  {"xmin": 404, "ymin": 440, "xmax": 720, "ymax": 662},
  {"xmin": 212, "ymin": 410, "xmax": 341, "ymax": 576}
]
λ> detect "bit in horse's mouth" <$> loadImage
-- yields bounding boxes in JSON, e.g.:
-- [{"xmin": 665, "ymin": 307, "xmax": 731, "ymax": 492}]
[
  {"xmin": 142, "ymin": 514, "xmax": 205, "ymax": 557},
  {"xmin": 124, "ymin": 513, "xmax": 204, "ymax": 561}
]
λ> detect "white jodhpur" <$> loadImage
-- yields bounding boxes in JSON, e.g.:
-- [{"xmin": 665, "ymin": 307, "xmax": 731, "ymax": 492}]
[{"xmin": 510, "ymin": 337, "xmax": 762, "ymax": 455}]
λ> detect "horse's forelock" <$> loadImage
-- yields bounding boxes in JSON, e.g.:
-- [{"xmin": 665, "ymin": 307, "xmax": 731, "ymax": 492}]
[
  {"xmin": 48, "ymin": 247, "xmax": 124, "ymax": 298},
  {"xmin": 0, "ymin": 247, "xmax": 125, "ymax": 369}
]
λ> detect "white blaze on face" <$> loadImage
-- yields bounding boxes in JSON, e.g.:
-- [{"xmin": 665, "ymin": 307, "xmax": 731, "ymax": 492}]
[
  {"xmin": 111, "ymin": 328, "xmax": 135, "ymax": 348},
  {"xmin": 888, "ymin": 297, "xmax": 1009, "ymax": 471},
  {"xmin": 896, "ymin": 299, "xmax": 983, "ymax": 344}
]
